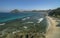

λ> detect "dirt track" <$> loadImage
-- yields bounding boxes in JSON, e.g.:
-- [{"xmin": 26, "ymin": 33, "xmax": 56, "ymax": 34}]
[{"xmin": 46, "ymin": 16, "xmax": 60, "ymax": 38}]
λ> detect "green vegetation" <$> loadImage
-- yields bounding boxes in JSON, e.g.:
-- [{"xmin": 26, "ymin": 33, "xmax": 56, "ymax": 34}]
[
  {"xmin": 0, "ymin": 18, "xmax": 47, "ymax": 38},
  {"xmin": 0, "ymin": 18, "xmax": 47, "ymax": 33},
  {"xmin": 48, "ymin": 8, "xmax": 60, "ymax": 18}
]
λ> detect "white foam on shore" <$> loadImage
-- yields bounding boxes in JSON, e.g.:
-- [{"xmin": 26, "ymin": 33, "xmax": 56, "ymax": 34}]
[
  {"xmin": 0, "ymin": 23, "xmax": 5, "ymax": 25},
  {"xmin": 23, "ymin": 26, "xmax": 28, "ymax": 29},
  {"xmin": 26, "ymin": 22, "xmax": 34, "ymax": 23},
  {"xmin": 22, "ymin": 17, "xmax": 30, "ymax": 21},
  {"xmin": 26, "ymin": 17, "xmax": 30, "ymax": 19},
  {"xmin": 37, "ymin": 18, "xmax": 44, "ymax": 23},
  {"xmin": 12, "ymin": 31, "xmax": 20, "ymax": 34},
  {"xmin": 22, "ymin": 18, "xmax": 26, "ymax": 20}
]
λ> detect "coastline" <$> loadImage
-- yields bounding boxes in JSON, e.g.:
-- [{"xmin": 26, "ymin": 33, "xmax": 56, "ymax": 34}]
[{"xmin": 46, "ymin": 16, "xmax": 60, "ymax": 38}]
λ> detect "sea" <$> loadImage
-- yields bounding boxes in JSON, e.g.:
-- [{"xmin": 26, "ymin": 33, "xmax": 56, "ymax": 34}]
[{"xmin": 0, "ymin": 12, "xmax": 46, "ymax": 23}]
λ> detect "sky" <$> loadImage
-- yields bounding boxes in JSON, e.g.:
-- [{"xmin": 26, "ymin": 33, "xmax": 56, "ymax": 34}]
[{"xmin": 0, "ymin": 0, "xmax": 60, "ymax": 12}]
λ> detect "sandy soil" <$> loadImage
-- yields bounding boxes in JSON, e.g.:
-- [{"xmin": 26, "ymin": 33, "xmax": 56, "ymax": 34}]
[{"xmin": 46, "ymin": 16, "xmax": 60, "ymax": 38}]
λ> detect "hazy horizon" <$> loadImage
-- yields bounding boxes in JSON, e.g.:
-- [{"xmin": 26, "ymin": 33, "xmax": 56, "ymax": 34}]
[{"xmin": 0, "ymin": 0, "xmax": 60, "ymax": 12}]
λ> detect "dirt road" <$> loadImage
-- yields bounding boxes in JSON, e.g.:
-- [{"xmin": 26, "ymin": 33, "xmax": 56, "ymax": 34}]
[{"xmin": 46, "ymin": 16, "xmax": 60, "ymax": 38}]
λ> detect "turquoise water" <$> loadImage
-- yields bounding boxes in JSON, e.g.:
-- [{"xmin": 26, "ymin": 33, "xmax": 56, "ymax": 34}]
[
  {"xmin": 0, "ymin": 12, "xmax": 48, "ymax": 33},
  {"xmin": 0, "ymin": 12, "xmax": 42, "ymax": 23}
]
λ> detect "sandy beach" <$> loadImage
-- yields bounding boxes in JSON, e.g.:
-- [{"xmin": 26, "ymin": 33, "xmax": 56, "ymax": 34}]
[{"xmin": 46, "ymin": 16, "xmax": 60, "ymax": 38}]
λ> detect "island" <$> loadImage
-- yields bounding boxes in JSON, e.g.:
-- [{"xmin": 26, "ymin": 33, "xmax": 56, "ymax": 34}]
[{"xmin": 10, "ymin": 9, "xmax": 20, "ymax": 13}]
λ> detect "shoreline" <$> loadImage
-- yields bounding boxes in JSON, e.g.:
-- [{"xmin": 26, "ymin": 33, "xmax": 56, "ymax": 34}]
[{"xmin": 46, "ymin": 16, "xmax": 60, "ymax": 38}]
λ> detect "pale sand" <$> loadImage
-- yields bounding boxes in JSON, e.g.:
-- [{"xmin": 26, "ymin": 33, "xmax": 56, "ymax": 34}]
[{"xmin": 46, "ymin": 16, "xmax": 60, "ymax": 38}]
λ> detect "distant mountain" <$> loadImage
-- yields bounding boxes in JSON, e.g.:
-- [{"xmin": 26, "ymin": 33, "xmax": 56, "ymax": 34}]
[
  {"xmin": 10, "ymin": 9, "xmax": 49, "ymax": 13},
  {"xmin": 10, "ymin": 9, "xmax": 20, "ymax": 13}
]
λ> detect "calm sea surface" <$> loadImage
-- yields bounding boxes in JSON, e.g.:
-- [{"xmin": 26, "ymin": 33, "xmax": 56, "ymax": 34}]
[{"xmin": 0, "ymin": 12, "xmax": 46, "ymax": 23}]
